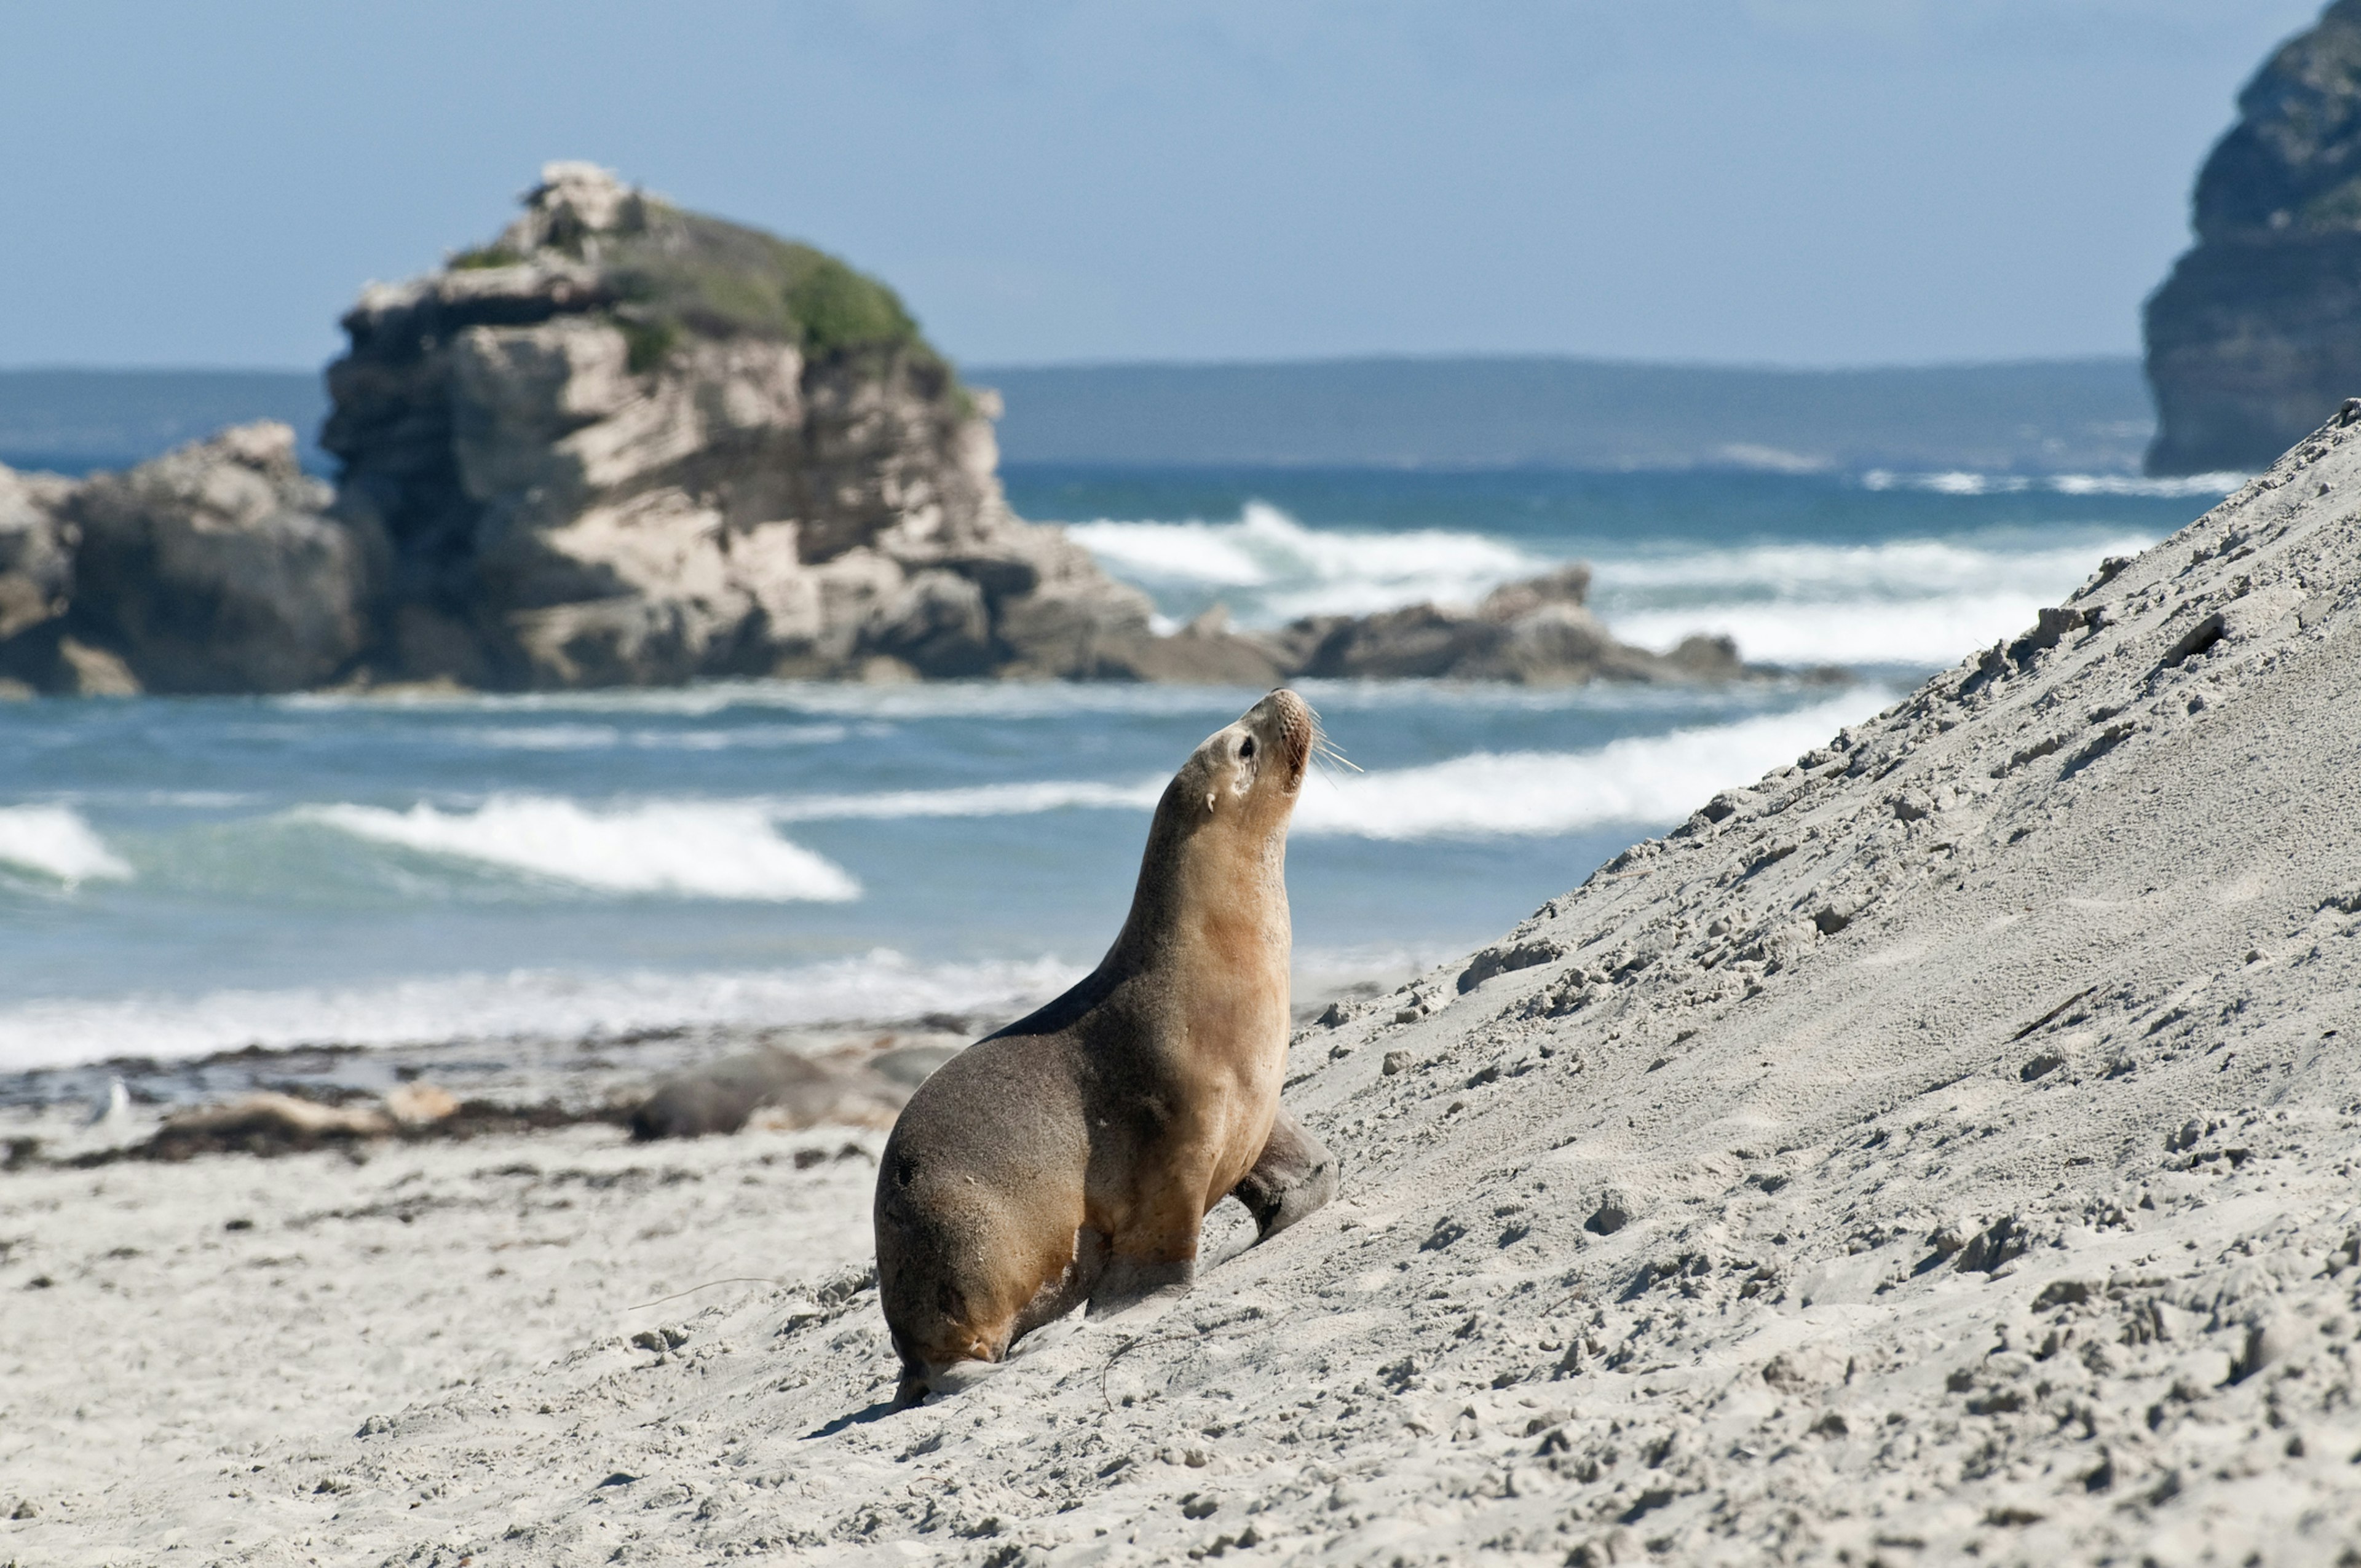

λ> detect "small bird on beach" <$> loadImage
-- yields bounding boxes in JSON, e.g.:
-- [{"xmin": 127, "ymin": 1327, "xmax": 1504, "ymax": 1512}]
[{"xmin": 85, "ymin": 1076, "xmax": 130, "ymax": 1130}]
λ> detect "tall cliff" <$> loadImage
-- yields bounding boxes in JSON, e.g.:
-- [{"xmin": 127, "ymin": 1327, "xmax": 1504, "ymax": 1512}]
[{"xmin": 2146, "ymin": 1, "xmax": 2361, "ymax": 475}]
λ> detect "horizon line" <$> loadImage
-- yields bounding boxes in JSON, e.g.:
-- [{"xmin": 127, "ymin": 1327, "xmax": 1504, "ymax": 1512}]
[{"xmin": 0, "ymin": 352, "xmax": 2147, "ymax": 380}]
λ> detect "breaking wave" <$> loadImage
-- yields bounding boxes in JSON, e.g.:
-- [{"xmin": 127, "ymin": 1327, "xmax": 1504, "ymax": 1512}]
[
  {"xmin": 1064, "ymin": 499, "xmax": 2181, "ymax": 669},
  {"xmin": 0, "ymin": 951, "xmax": 1082, "ymax": 1071},
  {"xmin": 0, "ymin": 805, "xmax": 132, "ymax": 886},
  {"xmin": 299, "ymin": 797, "xmax": 861, "ymax": 902},
  {"xmin": 1861, "ymin": 469, "xmax": 2245, "ymax": 499},
  {"xmin": 1067, "ymin": 502, "xmax": 1543, "ymax": 623},
  {"xmin": 437, "ymin": 722, "xmax": 850, "ymax": 752},
  {"xmin": 747, "ymin": 690, "xmax": 1889, "ymax": 841},
  {"xmin": 1291, "ymin": 690, "xmax": 1886, "ymax": 840},
  {"xmin": 1589, "ymin": 533, "xmax": 2160, "ymax": 668},
  {"xmin": 767, "ymin": 779, "xmax": 1165, "ymax": 822}
]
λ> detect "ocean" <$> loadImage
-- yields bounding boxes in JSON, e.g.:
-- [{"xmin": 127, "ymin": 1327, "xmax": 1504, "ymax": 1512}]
[{"xmin": 0, "ymin": 463, "xmax": 2237, "ymax": 1073}]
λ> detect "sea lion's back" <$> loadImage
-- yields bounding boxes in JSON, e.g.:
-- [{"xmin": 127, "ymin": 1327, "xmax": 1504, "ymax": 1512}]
[{"xmin": 879, "ymin": 1028, "xmax": 1090, "ymax": 1206}]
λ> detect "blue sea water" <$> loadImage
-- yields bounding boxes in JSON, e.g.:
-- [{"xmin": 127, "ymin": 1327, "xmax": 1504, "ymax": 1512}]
[{"xmin": 0, "ymin": 465, "xmax": 2236, "ymax": 1071}]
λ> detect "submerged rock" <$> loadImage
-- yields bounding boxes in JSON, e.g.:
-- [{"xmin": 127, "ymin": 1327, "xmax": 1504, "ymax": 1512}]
[{"xmin": 2146, "ymin": 1, "xmax": 2361, "ymax": 473}]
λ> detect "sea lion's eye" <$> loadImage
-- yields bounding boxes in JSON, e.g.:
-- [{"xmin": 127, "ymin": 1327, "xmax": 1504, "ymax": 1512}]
[{"xmin": 1240, "ymin": 736, "xmax": 1256, "ymax": 760}]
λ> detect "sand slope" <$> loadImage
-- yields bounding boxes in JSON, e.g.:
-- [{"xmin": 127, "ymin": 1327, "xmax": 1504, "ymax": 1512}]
[{"xmin": 9, "ymin": 412, "xmax": 2361, "ymax": 1564}]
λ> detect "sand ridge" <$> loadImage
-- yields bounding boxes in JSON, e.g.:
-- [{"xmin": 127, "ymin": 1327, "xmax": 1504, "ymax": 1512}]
[{"xmin": 7, "ymin": 412, "xmax": 2361, "ymax": 1562}]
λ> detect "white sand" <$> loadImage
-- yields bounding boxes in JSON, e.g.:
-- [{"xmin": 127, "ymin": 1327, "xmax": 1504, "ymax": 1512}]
[{"xmin": 9, "ymin": 414, "xmax": 2361, "ymax": 1564}]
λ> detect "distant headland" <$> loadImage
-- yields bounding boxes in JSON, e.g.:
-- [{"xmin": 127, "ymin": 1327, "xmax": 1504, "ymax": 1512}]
[{"xmin": 2146, "ymin": 1, "xmax": 2361, "ymax": 474}]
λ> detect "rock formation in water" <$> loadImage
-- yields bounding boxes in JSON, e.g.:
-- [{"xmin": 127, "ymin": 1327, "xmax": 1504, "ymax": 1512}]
[
  {"xmin": 2146, "ymin": 0, "xmax": 2361, "ymax": 474},
  {"xmin": 0, "ymin": 164, "xmax": 1777, "ymax": 695},
  {"xmin": 1252, "ymin": 562, "xmax": 1748, "ymax": 683},
  {"xmin": 322, "ymin": 161, "xmax": 1179, "ymax": 689},
  {"xmin": 0, "ymin": 422, "xmax": 366, "ymax": 696}
]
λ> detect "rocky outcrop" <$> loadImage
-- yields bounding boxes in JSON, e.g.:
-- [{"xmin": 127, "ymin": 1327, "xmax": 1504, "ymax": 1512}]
[
  {"xmin": 2146, "ymin": 1, "xmax": 2361, "ymax": 474},
  {"xmin": 0, "ymin": 467, "xmax": 74, "ymax": 649},
  {"xmin": 0, "ymin": 424, "xmax": 368, "ymax": 695},
  {"xmin": 323, "ymin": 162, "xmax": 1160, "ymax": 688},
  {"xmin": 1251, "ymin": 564, "xmax": 1746, "ymax": 684},
  {"xmin": 0, "ymin": 165, "xmax": 1781, "ymax": 694},
  {"xmin": 65, "ymin": 423, "xmax": 370, "ymax": 693}
]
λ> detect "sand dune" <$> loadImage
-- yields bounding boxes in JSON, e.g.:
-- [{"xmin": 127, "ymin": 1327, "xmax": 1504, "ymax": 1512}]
[{"xmin": 7, "ymin": 411, "xmax": 2361, "ymax": 1562}]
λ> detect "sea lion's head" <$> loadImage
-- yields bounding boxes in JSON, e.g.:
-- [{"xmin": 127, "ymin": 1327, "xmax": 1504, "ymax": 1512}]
[
  {"xmin": 1173, "ymin": 687, "xmax": 1318, "ymax": 836},
  {"xmin": 1115, "ymin": 688, "xmax": 1319, "ymax": 962}
]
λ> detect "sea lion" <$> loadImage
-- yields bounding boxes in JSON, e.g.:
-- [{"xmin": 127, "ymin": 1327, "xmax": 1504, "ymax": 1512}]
[
  {"xmin": 874, "ymin": 688, "xmax": 1340, "ymax": 1405},
  {"xmin": 629, "ymin": 1047, "xmax": 907, "ymax": 1140}
]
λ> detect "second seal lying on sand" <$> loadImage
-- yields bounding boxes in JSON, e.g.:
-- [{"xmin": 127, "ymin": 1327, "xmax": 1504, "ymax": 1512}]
[{"xmin": 874, "ymin": 688, "xmax": 1340, "ymax": 1405}]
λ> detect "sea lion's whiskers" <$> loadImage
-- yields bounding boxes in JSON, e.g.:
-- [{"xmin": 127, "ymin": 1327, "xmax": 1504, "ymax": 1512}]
[
  {"xmin": 1312, "ymin": 737, "xmax": 1362, "ymax": 776},
  {"xmin": 1294, "ymin": 695, "xmax": 1360, "ymax": 777}
]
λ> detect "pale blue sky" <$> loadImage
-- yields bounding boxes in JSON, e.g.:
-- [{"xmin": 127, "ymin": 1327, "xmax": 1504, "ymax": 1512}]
[{"xmin": 0, "ymin": 1, "xmax": 2323, "ymax": 369}]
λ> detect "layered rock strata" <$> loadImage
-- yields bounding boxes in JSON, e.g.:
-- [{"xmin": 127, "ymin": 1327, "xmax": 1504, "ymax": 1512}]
[
  {"xmin": 321, "ymin": 161, "xmax": 1171, "ymax": 689},
  {"xmin": 2146, "ymin": 0, "xmax": 2361, "ymax": 473}
]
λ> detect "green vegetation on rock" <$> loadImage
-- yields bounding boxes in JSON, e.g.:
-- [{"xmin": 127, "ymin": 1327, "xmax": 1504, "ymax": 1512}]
[
  {"xmin": 448, "ymin": 245, "xmax": 523, "ymax": 270},
  {"xmin": 571, "ymin": 201, "xmax": 931, "ymax": 372}
]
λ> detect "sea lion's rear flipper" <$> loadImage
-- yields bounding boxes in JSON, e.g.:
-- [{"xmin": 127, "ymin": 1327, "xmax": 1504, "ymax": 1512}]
[{"xmin": 1232, "ymin": 1105, "xmax": 1339, "ymax": 1242}]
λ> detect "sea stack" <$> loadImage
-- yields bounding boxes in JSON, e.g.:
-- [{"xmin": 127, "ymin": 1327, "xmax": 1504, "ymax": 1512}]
[
  {"xmin": 322, "ymin": 162, "xmax": 1169, "ymax": 689},
  {"xmin": 2146, "ymin": 0, "xmax": 2361, "ymax": 474}
]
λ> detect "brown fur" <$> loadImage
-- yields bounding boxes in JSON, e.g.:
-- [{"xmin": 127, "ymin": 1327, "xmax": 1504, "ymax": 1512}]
[{"xmin": 874, "ymin": 688, "xmax": 1339, "ymax": 1404}]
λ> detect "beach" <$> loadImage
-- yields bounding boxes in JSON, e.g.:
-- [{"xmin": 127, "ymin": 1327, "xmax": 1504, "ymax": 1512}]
[{"xmin": 2, "ymin": 420, "xmax": 2357, "ymax": 1562}]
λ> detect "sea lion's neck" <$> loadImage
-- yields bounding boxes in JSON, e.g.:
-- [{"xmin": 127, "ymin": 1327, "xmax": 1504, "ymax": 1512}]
[{"xmin": 1105, "ymin": 814, "xmax": 1291, "ymax": 988}]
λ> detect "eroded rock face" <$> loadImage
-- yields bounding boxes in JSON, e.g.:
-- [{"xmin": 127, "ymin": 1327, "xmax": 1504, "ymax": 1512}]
[
  {"xmin": 0, "ymin": 466, "xmax": 74, "ymax": 646},
  {"xmin": 0, "ymin": 425, "xmax": 370, "ymax": 695},
  {"xmin": 2146, "ymin": 1, "xmax": 2361, "ymax": 475},
  {"xmin": 63, "ymin": 422, "xmax": 371, "ymax": 693},
  {"xmin": 325, "ymin": 162, "xmax": 1158, "ymax": 688}
]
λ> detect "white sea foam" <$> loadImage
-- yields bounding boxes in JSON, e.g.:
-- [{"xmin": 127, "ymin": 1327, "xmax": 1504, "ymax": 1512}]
[
  {"xmin": 1590, "ymin": 535, "xmax": 2153, "ymax": 599},
  {"xmin": 0, "ymin": 951, "xmax": 1084, "ymax": 1071},
  {"xmin": 741, "ymin": 690, "xmax": 1889, "ymax": 841},
  {"xmin": 1590, "ymin": 534, "xmax": 2159, "ymax": 667},
  {"xmin": 1292, "ymin": 691, "xmax": 1887, "ymax": 840},
  {"xmin": 0, "ymin": 805, "xmax": 132, "ymax": 885},
  {"xmin": 767, "ymin": 779, "xmax": 1166, "ymax": 822},
  {"xmin": 1861, "ymin": 469, "xmax": 2245, "ymax": 499},
  {"xmin": 284, "ymin": 680, "xmax": 1274, "ymax": 722},
  {"xmin": 272, "ymin": 673, "xmax": 1832, "ymax": 725},
  {"xmin": 299, "ymin": 797, "xmax": 860, "ymax": 902},
  {"xmin": 1064, "ymin": 499, "xmax": 2192, "ymax": 668},
  {"xmin": 1067, "ymin": 502, "xmax": 1541, "ymax": 621},
  {"xmin": 443, "ymin": 722, "xmax": 848, "ymax": 751}
]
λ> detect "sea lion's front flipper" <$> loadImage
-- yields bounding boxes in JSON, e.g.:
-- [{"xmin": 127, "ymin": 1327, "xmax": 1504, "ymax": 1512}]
[
  {"xmin": 1232, "ymin": 1105, "xmax": 1339, "ymax": 1242},
  {"xmin": 1086, "ymin": 1254, "xmax": 1195, "ymax": 1317}
]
